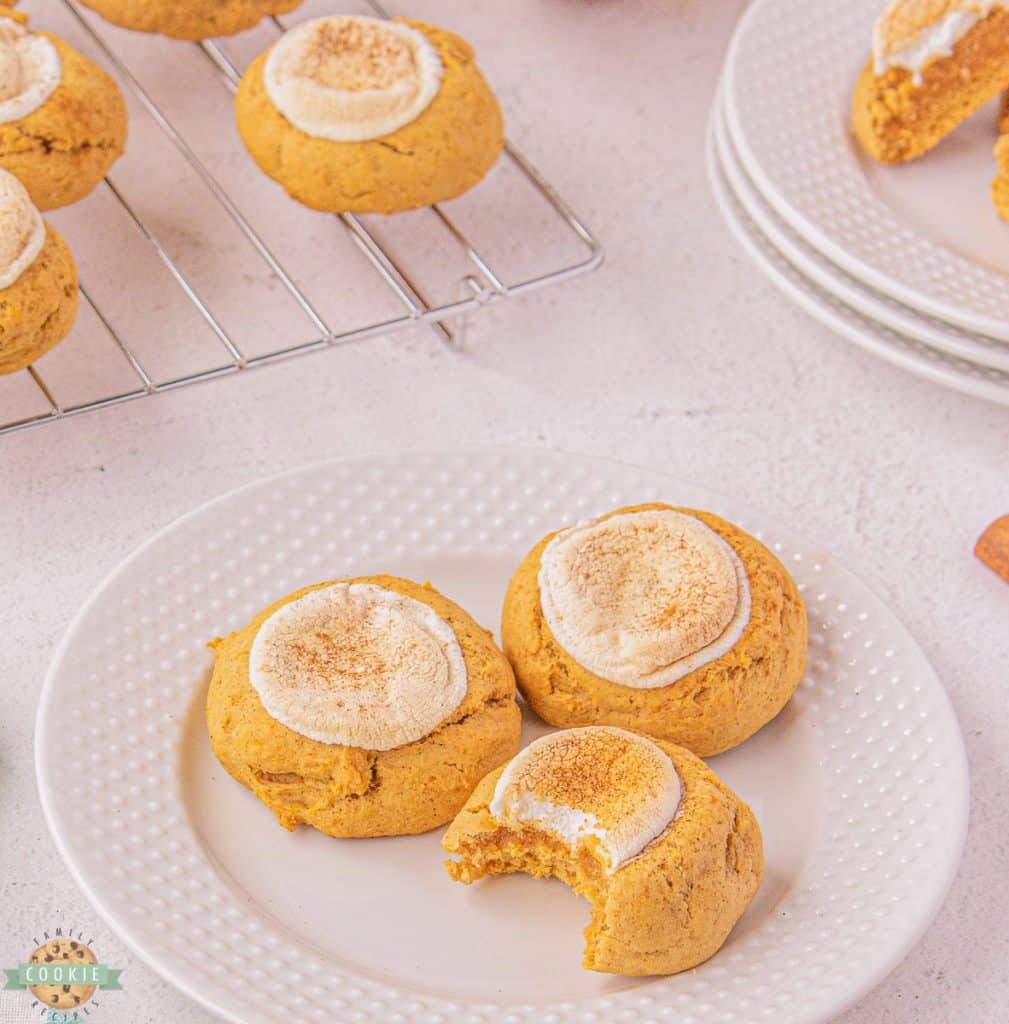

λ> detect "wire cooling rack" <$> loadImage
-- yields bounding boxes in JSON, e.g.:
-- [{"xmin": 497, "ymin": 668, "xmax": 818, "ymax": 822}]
[{"xmin": 0, "ymin": 0, "xmax": 602, "ymax": 435}]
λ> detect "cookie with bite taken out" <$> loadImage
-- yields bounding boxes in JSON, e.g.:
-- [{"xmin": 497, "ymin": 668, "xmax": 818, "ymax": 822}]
[{"xmin": 444, "ymin": 726, "xmax": 763, "ymax": 976}]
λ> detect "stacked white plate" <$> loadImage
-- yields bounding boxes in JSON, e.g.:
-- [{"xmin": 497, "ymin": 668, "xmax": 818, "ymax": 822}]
[{"xmin": 709, "ymin": 0, "xmax": 1009, "ymax": 404}]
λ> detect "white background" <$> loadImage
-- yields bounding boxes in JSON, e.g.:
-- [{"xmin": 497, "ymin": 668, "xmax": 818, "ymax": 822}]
[{"xmin": 3, "ymin": 1, "xmax": 1008, "ymax": 1022}]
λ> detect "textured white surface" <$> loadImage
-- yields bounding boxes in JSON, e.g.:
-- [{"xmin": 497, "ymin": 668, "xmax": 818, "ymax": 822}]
[
  {"xmin": 3, "ymin": 2, "xmax": 1009, "ymax": 1024},
  {"xmin": 725, "ymin": 0, "xmax": 1009, "ymax": 338},
  {"xmin": 35, "ymin": 451, "xmax": 968, "ymax": 1023}
]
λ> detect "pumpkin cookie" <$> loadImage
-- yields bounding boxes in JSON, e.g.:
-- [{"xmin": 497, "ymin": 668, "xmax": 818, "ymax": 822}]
[
  {"xmin": 852, "ymin": 0, "xmax": 1009, "ymax": 164},
  {"xmin": 0, "ymin": 169, "xmax": 77, "ymax": 375},
  {"xmin": 77, "ymin": 0, "xmax": 303, "ymax": 41},
  {"xmin": 0, "ymin": 11, "xmax": 127, "ymax": 210},
  {"xmin": 235, "ymin": 15, "xmax": 504, "ymax": 213},
  {"xmin": 207, "ymin": 575, "xmax": 522, "ymax": 837},
  {"xmin": 994, "ymin": 91, "xmax": 1009, "ymax": 222},
  {"xmin": 501, "ymin": 503, "xmax": 807, "ymax": 757},
  {"xmin": 27, "ymin": 939, "xmax": 97, "ymax": 1010},
  {"xmin": 444, "ymin": 726, "xmax": 763, "ymax": 976}
]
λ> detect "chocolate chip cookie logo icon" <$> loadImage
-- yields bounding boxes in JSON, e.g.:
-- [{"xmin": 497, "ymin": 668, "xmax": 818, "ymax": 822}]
[{"xmin": 3, "ymin": 928, "xmax": 123, "ymax": 1023}]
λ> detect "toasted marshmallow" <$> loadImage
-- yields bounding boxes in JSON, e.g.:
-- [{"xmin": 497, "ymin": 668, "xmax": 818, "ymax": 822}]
[
  {"xmin": 538, "ymin": 509, "xmax": 751, "ymax": 690},
  {"xmin": 872, "ymin": 0, "xmax": 1004, "ymax": 80},
  {"xmin": 0, "ymin": 168, "xmax": 45, "ymax": 291},
  {"xmin": 249, "ymin": 582, "xmax": 467, "ymax": 751},
  {"xmin": 0, "ymin": 17, "xmax": 62, "ymax": 124},
  {"xmin": 263, "ymin": 15, "xmax": 443, "ymax": 142},
  {"xmin": 490, "ymin": 727, "xmax": 681, "ymax": 874}
]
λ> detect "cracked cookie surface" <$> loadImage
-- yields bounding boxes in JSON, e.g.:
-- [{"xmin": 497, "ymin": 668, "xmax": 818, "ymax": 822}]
[
  {"xmin": 206, "ymin": 574, "xmax": 522, "ymax": 837},
  {"xmin": 502, "ymin": 503, "xmax": 808, "ymax": 757},
  {"xmin": 77, "ymin": 0, "xmax": 303, "ymax": 41},
  {"xmin": 234, "ymin": 19, "xmax": 504, "ymax": 214},
  {"xmin": 0, "ymin": 31, "xmax": 127, "ymax": 210},
  {"xmin": 444, "ymin": 733, "xmax": 763, "ymax": 976},
  {"xmin": 0, "ymin": 224, "xmax": 77, "ymax": 374}
]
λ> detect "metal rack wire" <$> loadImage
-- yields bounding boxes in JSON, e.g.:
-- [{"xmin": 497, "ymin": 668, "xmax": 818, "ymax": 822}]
[{"xmin": 1, "ymin": 0, "xmax": 603, "ymax": 435}]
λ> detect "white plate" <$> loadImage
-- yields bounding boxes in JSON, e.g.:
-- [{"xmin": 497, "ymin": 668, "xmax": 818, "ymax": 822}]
[
  {"xmin": 708, "ymin": 111, "xmax": 1009, "ymax": 405},
  {"xmin": 37, "ymin": 449, "xmax": 969, "ymax": 1024},
  {"xmin": 713, "ymin": 91, "xmax": 1009, "ymax": 373},
  {"xmin": 722, "ymin": 0, "xmax": 1009, "ymax": 340}
]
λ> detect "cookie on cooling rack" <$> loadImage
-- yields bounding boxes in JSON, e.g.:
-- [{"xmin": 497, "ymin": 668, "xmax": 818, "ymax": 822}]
[
  {"xmin": 77, "ymin": 0, "xmax": 303, "ymax": 40},
  {"xmin": 234, "ymin": 15, "xmax": 503, "ymax": 213},
  {"xmin": 852, "ymin": 0, "xmax": 1009, "ymax": 164},
  {"xmin": 0, "ymin": 10, "xmax": 127, "ymax": 210},
  {"xmin": 206, "ymin": 574, "xmax": 522, "ymax": 837},
  {"xmin": 0, "ymin": 168, "xmax": 78, "ymax": 375},
  {"xmin": 501, "ymin": 502, "xmax": 807, "ymax": 757},
  {"xmin": 444, "ymin": 726, "xmax": 763, "ymax": 976}
]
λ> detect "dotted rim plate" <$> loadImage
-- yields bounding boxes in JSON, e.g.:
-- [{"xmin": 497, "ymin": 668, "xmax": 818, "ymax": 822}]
[
  {"xmin": 714, "ymin": 88, "xmax": 1009, "ymax": 374},
  {"xmin": 708, "ymin": 98, "xmax": 1009, "ymax": 405},
  {"xmin": 723, "ymin": 0, "xmax": 1009, "ymax": 341},
  {"xmin": 36, "ymin": 449, "xmax": 969, "ymax": 1024}
]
